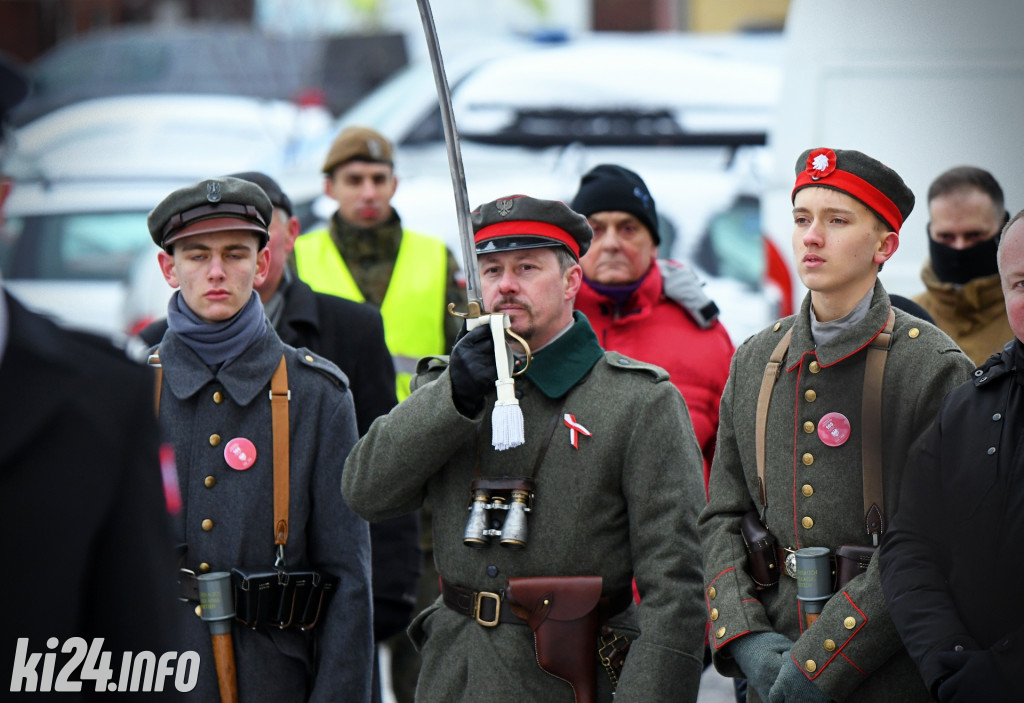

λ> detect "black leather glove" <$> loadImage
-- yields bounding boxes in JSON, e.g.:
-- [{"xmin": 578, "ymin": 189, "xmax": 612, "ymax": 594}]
[
  {"xmin": 936, "ymin": 649, "xmax": 1013, "ymax": 703},
  {"xmin": 449, "ymin": 324, "xmax": 498, "ymax": 416}
]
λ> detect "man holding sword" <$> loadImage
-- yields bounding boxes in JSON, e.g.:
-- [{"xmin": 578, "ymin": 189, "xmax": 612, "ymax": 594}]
[{"xmin": 343, "ymin": 194, "xmax": 707, "ymax": 702}]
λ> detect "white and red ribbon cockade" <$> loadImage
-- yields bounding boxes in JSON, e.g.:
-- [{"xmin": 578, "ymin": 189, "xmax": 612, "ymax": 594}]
[{"xmin": 563, "ymin": 413, "xmax": 592, "ymax": 449}]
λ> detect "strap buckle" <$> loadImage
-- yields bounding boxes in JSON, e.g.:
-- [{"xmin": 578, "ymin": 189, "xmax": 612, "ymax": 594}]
[{"xmin": 473, "ymin": 591, "xmax": 501, "ymax": 627}]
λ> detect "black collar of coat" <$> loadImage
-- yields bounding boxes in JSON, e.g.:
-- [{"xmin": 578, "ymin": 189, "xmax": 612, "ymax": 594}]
[{"xmin": 973, "ymin": 339, "xmax": 1023, "ymax": 388}]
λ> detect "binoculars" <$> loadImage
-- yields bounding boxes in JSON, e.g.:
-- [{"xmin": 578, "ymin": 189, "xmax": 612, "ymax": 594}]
[{"xmin": 463, "ymin": 477, "xmax": 536, "ymax": 549}]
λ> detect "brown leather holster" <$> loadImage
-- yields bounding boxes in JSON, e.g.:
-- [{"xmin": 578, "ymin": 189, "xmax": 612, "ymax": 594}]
[{"xmin": 505, "ymin": 575, "xmax": 603, "ymax": 703}]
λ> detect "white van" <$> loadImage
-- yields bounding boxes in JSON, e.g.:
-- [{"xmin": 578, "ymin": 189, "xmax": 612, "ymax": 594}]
[{"xmin": 762, "ymin": 0, "xmax": 1024, "ymax": 316}]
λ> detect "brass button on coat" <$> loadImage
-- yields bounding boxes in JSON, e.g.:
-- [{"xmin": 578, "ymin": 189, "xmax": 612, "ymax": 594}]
[
  {"xmin": 213, "ymin": 391, "xmax": 223, "ymax": 404},
  {"xmin": 809, "ymin": 361, "xmax": 821, "ymax": 373},
  {"xmin": 199, "ymin": 563, "xmax": 210, "ymax": 574},
  {"xmin": 804, "ymin": 389, "xmax": 817, "ymax": 402},
  {"xmin": 708, "ymin": 587, "xmax": 717, "ymax": 600},
  {"xmin": 844, "ymin": 617, "xmax": 856, "ymax": 629},
  {"xmin": 305, "ymin": 355, "xmax": 314, "ymax": 362},
  {"xmin": 805, "ymin": 660, "xmax": 817, "ymax": 673},
  {"xmin": 802, "ymin": 484, "xmax": 814, "ymax": 497},
  {"xmin": 204, "ymin": 475, "xmax": 216, "ymax": 488},
  {"xmin": 801, "ymin": 516, "xmax": 814, "ymax": 529},
  {"xmin": 803, "ymin": 421, "xmax": 815, "ymax": 433},
  {"xmin": 802, "ymin": 453, "xmax": 814, "ymax": 466},
  {"xmin": 824, "ymin": 639, "xmax": 836, "ymax": 652},
  {"xmin": 209, "ymin": 434, "xmax": 221, "ymax": 446},
  {"xmin": 716, "ymin": 627, "xmax": 726, "ymax": 639},
  {"xmin": 908, "ymin": 328, "xmax": 920, "ymax": 338},
  {"xmin": 195, "ymin": 605, "xmax": 203, "ymax": 618},
  {"xmin": 710, "ymin": 608, "xmax": 719, "ymax": 621},
  {"xmin": 773, "ymin": 322, "xmax": 781, "ymax": 331},
  {"xmin": 202, "ymin": 519, "xmax": 214, "ymax": 531}
]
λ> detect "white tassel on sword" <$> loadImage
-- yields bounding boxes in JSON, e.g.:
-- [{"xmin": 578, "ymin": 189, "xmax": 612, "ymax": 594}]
[{"xmin": 464, "ymin": 313, "xmax": 525, "ymax": 450}]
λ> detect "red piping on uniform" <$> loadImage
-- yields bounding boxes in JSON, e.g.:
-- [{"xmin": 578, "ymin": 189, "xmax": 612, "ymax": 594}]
[
  {"xmin": 840, "ymin": 650, "xmax": 867, "ymax": 677},
  {"xmin": 785, "ymin": 307, "xmax": 893, "ymax": 373},
  {"xmin": 791, "ymin": 363, "xmax": 803, "ymax": 548}
]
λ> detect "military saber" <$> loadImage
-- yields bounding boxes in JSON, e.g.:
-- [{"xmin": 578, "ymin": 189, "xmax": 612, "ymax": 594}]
[{"xmin": 415, "ymin": 0, "xmax": 527, "ymax": 450}]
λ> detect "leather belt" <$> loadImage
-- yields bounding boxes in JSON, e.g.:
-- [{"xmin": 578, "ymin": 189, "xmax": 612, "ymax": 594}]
[
  {"xmin": 178, "ymin": 568, "xmax": 200, "ymax": 603},
  {"xmin": 441, "ymin": 579, "xmax": 524, "ymax": 627},
  {"xmin": 441, "ymin": 578, "xmax": 634, "ymax": 628}
]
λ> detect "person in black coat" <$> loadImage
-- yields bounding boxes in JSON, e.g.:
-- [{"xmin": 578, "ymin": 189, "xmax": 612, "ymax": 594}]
[
  {"xmin": 879, "ymin": 209, "xmax": 1024, "ymax": 703},
  {"xmin": 0, "ymin": 52, "xmax": 183, "ymax": 699},
  {"xmin": 138, "ymin": 171, "xmax": 420, "ymax": 702}
]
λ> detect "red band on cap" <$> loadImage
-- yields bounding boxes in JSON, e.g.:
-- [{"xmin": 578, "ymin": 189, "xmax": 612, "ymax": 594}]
[
  {"xmin": 475, "ymin": 220, "xmax": 580, "ymax": 258},
  {"xmin": 793, "ymin": 169, "xmax": 904, "ymax": 233}
]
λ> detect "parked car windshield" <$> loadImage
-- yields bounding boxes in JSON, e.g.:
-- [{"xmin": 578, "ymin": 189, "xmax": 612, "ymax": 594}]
[{"xmin": 1, "ymin": 210, "xmax": 150, "ymax": 281}]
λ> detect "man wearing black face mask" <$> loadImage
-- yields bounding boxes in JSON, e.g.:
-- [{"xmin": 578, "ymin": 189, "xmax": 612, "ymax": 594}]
[{"xmin": 913, "ymin": 166, "xmax": 1013, "ymax": 365}]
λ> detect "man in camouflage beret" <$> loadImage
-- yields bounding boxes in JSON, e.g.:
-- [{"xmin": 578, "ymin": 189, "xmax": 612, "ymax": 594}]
[
  {"xmin": 147, "ymin": 176, "xmax": 374, "ymax": 702},
  {"xmin": 344, "ymin": 194, "xmax": 707, "ymax": 702},
  {"xmin": 698, "ymin": 149, "xmax": 974, "ymax": 702}
]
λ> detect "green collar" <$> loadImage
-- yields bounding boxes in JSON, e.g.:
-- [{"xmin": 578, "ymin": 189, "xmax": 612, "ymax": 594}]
[{"xmin": 518, "ymin": 312, "xmax": 604, "ymax": 399}]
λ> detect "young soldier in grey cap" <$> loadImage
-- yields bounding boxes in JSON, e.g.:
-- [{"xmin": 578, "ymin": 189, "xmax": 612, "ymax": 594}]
[
  {"xmin": 147, "ymin": 176, "xmax": 373, "ymax": 702},
  {"xmin": 698, "ymin": 149, "xmax": 974, "ymax": 702},
  {"xmin": 343, "ymin": 194, "xmax": 707, "ymax": 702}
]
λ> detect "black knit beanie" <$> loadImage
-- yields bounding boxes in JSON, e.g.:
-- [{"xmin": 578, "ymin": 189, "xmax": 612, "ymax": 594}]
[{"xmin": 571, "ymin": 164, "xmax": 660, "ymax": 244}]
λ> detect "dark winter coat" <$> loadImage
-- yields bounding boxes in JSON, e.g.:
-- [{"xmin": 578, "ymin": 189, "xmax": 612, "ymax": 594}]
[
  {"xmin": 880, "ymin": 338, "xmax": 1024, "ymax": 697},
  {"xmin": 141, "ymin": 278, "xmax": 419, "ymax": 643},
  {"xmin": 0, "ymin": 292, "xmax": 183, "ymax": 699},
  {"xmin": 157, "ymin": 327, "xmax": 372, "ymax": 702}
]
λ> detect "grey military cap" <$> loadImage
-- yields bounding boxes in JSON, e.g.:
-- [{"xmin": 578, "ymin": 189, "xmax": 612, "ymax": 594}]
[
  {"xmin": 472, "ymin": 194, "xmax": 593, "ymax": 261},
  {"xmin": 148, "ymin": 176, "xmax": 272, "ymax": 251}
]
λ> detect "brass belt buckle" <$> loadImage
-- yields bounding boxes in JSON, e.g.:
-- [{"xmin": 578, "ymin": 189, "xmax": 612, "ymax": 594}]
[{"xmin": 473, "ymin": 591, "xmax": 501, "ymax": 627}]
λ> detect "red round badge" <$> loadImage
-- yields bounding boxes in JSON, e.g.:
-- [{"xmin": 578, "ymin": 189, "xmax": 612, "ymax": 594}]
[
  {"xmin": 817, "ymin": 412, "xmax": 851, "ymax": 447},
  {"xmin": 224, "ymin": 437, "xmax": 257, "ymax": 471}
]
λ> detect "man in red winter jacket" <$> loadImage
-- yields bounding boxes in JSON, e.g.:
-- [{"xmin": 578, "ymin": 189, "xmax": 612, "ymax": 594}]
[{"xmin": 572, "ymin": 164, "xmax": 734, "ymax": 492}]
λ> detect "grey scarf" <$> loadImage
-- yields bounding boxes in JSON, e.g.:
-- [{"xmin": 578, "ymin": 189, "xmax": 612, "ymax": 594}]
[{"xmin": 166, "ymin": 290, "xmax": 268, "ymax": 369}]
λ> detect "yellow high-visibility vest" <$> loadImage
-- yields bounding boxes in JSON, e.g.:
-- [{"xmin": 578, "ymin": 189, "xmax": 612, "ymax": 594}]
[{"xmin": 293, "ymin": 228, "xmax": 448, "ymax": 400}]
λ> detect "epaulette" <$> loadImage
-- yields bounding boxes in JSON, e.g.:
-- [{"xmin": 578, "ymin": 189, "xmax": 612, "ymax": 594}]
[
  {"xmin": 294, "ymin": 347, "xmax": 349, "ymax": 390},
  {"xmin": 412, "ymin": 355, "xmax": 449, "ymax": 392},
  {"xmin": 415, "ymin": 355, "xmax": 450, "ymax": 374},
  {"xmin": 603, "ymin": 351, "xmax": 669, "ymax": 382}
]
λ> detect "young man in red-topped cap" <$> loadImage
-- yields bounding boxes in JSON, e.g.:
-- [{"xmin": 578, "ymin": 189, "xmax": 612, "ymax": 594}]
[{"xmin": 698, "ymin": 148, "xmax": 974, "ymax": 702}]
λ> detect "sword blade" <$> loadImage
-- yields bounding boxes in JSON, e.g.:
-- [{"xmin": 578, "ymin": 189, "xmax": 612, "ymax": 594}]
[{"xmin": 415, "ymin": 0, "xmax": 483, "ymax": 311}]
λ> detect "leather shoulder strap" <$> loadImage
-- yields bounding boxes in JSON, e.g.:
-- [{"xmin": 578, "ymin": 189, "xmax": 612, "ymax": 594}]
[
  {"xmin": 861, "ymin": 308, "xmax": 894, "ymax": 543},
  {"xmin": 756, "ymin": 327, "xmax": 793, "ymax": 510},
  {"xmin": 270, "ymin": 355, "xmax": 290, "ymax": 551}
]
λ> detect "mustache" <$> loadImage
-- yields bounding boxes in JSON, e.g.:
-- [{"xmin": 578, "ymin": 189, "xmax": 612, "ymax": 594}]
[{"xmin": 492, "ymin": 296, "xmax": 530, "ymax": 311}]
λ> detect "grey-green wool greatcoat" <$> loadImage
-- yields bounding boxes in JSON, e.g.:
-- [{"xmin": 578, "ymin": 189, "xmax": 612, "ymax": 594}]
[
  {"xmin": 343, "ymin": 313, "xmax": 707, "ymax": 703},
  {"xmin": 156, "ymin": 327, "xmax": 373, "ymax": 702},
  {"xmin": 698, "ymin": 281, "xmax": 974, "ymax": 702}
]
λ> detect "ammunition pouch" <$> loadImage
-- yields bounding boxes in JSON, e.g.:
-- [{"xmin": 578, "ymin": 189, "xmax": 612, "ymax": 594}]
[
  {"xmin": 231, "ymin": 567, "xmax": 337, "ymax": 631},
  {"xmin": 740, "ymin": 511, "xmax": 780, "ymax": 589},
  {"xmin": 505, "ymin": 575, "xmax": 603, "ymax": 703},
  {"xmin": 834, "ymin": 543, "xmax": 875, "ymax": 590}
]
